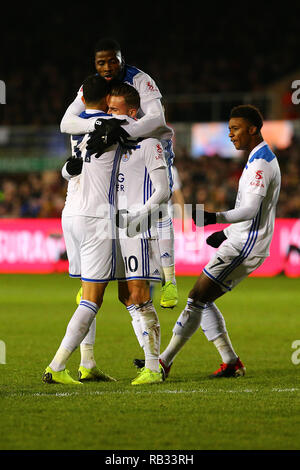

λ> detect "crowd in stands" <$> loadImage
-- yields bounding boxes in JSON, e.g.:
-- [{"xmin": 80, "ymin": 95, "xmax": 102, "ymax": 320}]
[
  {"xmin": 1, "ymin": 6, "xmax": 300, "ymax": 219},
  {"xmin": 0, "ymin": 136, "xmax": 299, "ymax": 219},
  {"xmin": 1, "ymin": 6, "xmax": 300, "ymax": 124}
]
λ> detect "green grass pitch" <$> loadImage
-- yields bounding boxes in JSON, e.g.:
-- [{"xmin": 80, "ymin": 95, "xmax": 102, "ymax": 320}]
[{"xmin": 0, "ymin": 273, "xmax": 300, "ymax": 451}]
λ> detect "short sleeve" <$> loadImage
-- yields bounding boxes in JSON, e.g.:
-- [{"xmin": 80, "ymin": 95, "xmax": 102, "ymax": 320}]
[
  {"xmin": 133, "ymin": 72, "xmax": 162, "ymax": 103},
  {"xmin": 244, "ymin": 159, "xmax": 271, "ymax": 197}
]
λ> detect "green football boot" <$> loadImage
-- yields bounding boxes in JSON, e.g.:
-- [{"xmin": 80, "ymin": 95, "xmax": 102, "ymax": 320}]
[
  {"xmin": 76, "ymin": 287, "xmax": 82, "ymax": 305},
  {"xmin": 131, "ymin": 367, "xmax": 163, "ymax": 385},
  {"xmin": 78, "ymin": 365, "xmax": 117, "ymax": 382},
  {"xmin": 42, "ymin": 366, "xmax": 82, "ymax": 385},
  {"xmin": 160, "ymin": 281, "xmax": 178, "ymax": 308}
]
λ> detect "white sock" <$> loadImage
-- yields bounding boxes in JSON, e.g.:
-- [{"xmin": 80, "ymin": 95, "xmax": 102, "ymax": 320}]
[
  {"xmin": 162, "ymin": 265, "xmax": 176, "ymax": 285},
  {"xmin": 159, "ymin": 334, "xmax": 189, "ymax": 368},
  {"xmin": 160, "ymin": 298, "xmax": 205, "ymax": 367},
  {"xmin": 80, "ymin": 318, "xmax": 97, "ymax": 369},
  {"xmin": 127, "ymin": 304, "xmax": 145, "ymax": 349},
  {"xmin": 200, "ymin": 302, "xmax": 227, "ymax": 341},
  {"xmin": 136, "ymin": 300, "xmax": 160, "ymax": 372},
  {"xmin": 49, "ymin": 300, "xmax": 99, "ymax": 372},
  {"xmin": 157, "ymin": 216, "xmax": 175, "ymax": 283},
  {"xmin": 200, "ymin": 302, "xmax": 238, "ymax": 364},
  {"xmin": 213, "ymin": 333, "xmax": 238, "ymax": 364},
  {"xmin": 49, "ymin": 346, "xmax": 72, "ymax": 372}
]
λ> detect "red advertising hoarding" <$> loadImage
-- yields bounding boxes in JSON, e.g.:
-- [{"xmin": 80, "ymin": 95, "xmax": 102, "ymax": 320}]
[{"xmin": 0, "ymin": 218, "xmax": 299, "ymax": 277}]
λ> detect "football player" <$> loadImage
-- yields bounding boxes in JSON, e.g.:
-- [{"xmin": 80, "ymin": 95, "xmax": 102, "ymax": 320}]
[
  {"xmin": 153, "ymin": 105, "xmax": 281, "ymax": 379},
  {"xmin": 60, "ymin": 37, "xmax": 178, "ymax": 309}
]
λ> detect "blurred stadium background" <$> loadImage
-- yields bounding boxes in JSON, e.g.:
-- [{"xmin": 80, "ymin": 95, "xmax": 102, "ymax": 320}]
[{"xmin": 0, "ymin": 5, "xmax": 300, "ymax": 277}]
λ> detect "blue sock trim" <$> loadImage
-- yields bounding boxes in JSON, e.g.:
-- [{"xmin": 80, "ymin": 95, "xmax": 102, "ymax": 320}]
[{"xmin": 79, "ymin": 300, "xmax": 99, "ymax": 315}]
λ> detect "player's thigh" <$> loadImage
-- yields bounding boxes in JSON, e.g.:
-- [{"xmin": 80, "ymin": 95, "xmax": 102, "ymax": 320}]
[
  {"xmin": 78, "ymin": 217, "xmax": 114, "ymax": 282},
  {"xmin": 204, "ymin": 241, "xmax": 266, "ymax": 292},
  {"xmin": 116, "ymin": 238, "xmax": 162, "ymax": 283}
]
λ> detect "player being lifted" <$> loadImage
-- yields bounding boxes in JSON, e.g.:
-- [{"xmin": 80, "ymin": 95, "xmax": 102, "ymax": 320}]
[
  {"xmin": 60, "ymin": 37, "xmax": 178, "ymax": 309},
  {"xmin": 138, "ymin": 105, "xmax": 281, "ymax": 379}
]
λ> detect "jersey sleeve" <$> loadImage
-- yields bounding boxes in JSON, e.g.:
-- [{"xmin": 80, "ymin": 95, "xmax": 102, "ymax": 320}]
[
  {"xmin": 244, "ymin": 159, "xmax": 271, "ymax": 197},
  {"xmin": 142, "ymin": 139, "xmax": 167, "ymax": 173},
  {"xmin": 133, "ymin": 72, "xmax": 162, "ymax": 104}
]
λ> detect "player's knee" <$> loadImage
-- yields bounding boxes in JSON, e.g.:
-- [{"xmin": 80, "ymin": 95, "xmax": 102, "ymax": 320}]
[
  {"xmin": 188, "ymin": 287, "xmax": 205, "ymax": 304},
  {"xmin": 131, "ymin": 289, "xmax": 150, "ymax": 306}
]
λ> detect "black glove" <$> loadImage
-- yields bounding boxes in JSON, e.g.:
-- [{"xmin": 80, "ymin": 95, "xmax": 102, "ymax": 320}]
[
  {"xmin": 192, "ymin": 207, "xmax": 217, "ymax": 227},
  {"xmin": 65, "ymin": 157, "xmax": 83, "ymax": 176},
  {"xmin": 115, "ymin": 209, "xmax": 129, "ymax": 229},
  {"xmin": 206, "ymin": 230, "xmax": 227, "ymax": 248},
  {"xmin": 86, "ymin": 118, "xmax": 129, "ymax": 157},
  {"xmin": 115, "ymin": 209, "xmax": 153, "ymax": 237}
]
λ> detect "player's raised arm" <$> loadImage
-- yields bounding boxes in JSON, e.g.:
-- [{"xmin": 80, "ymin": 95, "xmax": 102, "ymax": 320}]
[
  {"xmin": 60, "ymin": 90, "xmax": 97, "ymax": 134},
  {"xmin": 122, "ymin": 97, "xmax": 167, "ymax": 139}
]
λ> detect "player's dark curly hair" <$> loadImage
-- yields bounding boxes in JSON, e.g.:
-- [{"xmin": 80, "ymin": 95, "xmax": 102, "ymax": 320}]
[
  {"xmin": 230, "ymin": 104, "xmax": 263, "ymax": 133},
  {"xmin": 109, "ymin": 83, "xmax": 140, "ymax": 110},
  {"xmin": 94, "ymin": 37, "xmax": 121, "ymax": 54},
  {"xmin": 82, "ymin": 74, "xmax": 111, "ymax": 103}
]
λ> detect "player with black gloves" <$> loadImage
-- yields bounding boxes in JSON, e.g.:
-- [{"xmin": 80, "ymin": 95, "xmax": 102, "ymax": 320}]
[
  {"xmin": 156, "ymin": 105, "xmax": 281, "ymax": 380},
  {"xmin": 60, "ymin": 37, "xmax": 179, "ymax": 309},
  {"xmin": 191, "ymin": 209, "xmax": 227, "ymax": 248},
  {"xmin": 86, "ymin": 117, "xmax": 129, "ymax": 157}
]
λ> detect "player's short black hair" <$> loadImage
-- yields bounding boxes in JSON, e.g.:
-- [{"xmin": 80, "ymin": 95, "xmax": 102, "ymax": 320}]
[
  {"xmin": 230, "ymin": 104, "xmax": 263, "ymax": 132},
  {"xmin": 109, "ymin": 83, "xmax": 140, "ymax": 109},
  {"xmin": 82, "ymin": 74, "xmax": 111, "ymax": 104},
  {"xmin": 94, "ymin": 37, "xmax": 121, "ymax": 54}
]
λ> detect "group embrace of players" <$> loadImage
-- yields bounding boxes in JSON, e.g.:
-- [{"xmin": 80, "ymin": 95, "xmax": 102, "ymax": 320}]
[{"xmin": 43, "ymin": 38, "xmax": 281, "ymax": 386}]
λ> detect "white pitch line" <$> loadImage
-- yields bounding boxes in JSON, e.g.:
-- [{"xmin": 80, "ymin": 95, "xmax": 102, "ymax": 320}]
[{"xmin": 4, "ymin": 388, "xmax": 299, "ymax": 398}]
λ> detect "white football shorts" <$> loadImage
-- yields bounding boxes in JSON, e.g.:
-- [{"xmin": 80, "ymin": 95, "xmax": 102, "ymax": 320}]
[
  {"xmin": 62, "ymin": 214, "xmax": 115, "ymax": 282},
  {"xmin": 203, "ymin": 240, "xmax": 266, "ymax": 292},
  {"xmin": 115, "ymin": 237, "xmax": 162, "ymax": 282}
]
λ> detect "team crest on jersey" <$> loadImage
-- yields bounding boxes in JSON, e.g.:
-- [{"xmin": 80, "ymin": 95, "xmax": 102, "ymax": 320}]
[{"xmin": 122, "ymin": 153, "xmax": 130, "ymax": 162}]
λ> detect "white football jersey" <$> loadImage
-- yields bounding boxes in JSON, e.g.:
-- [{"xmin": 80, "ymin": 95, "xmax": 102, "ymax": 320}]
[
  {"xmin": 116, "ymin": 138, "xmax": 167, "ymax": 238},
  {"xmin": 73, "ymin": 65, "xmax": 173, "ymax": 141},
  {"xmin": 62, "ymin": 109, "xmax": 121, "ymax": 218},
  {"xmin": 224, "ymin": 141, "xmax": 281, "ymax": 257}
]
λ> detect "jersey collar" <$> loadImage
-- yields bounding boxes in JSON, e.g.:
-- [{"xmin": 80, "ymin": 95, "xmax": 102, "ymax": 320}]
[{"xmin": 248, "ymin": 141, "xmax": 267, "ymax": 161}]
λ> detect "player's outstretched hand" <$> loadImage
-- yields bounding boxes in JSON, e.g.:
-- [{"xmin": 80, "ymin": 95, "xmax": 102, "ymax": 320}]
[
  {"xmin": 206, "ymin": 230, "xmax": 227, "ymax": 248},
  {"xmin": 192, "ymin": 207, "xmax": 217, "ymax": 226},
  {"xmin": 65, "ymin": 156, "xmax": 83, "ymax": 175},
  {"xmin": 86, "ymin": 118, "xmax": 129, "ymax": 157}
]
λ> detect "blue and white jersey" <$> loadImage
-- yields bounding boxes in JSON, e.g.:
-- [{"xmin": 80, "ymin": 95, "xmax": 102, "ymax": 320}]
[
  {"xmin": 74, "ymin": 64, "xmax": 174, "ymax": 166},
  {"xmin": 116, "ymin": 138, "xmax": 167, "ymax": 239},
  {"xmin": 63, "ymin": 109, "xmax": 121, "ymax": 218},
  {"xmin": 122, "ymin": 65, "xmax": 175, "ymax": 173},
  {"xmin": 224, "ymin": 141, "xmax": 281, "ymax": 257}
]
